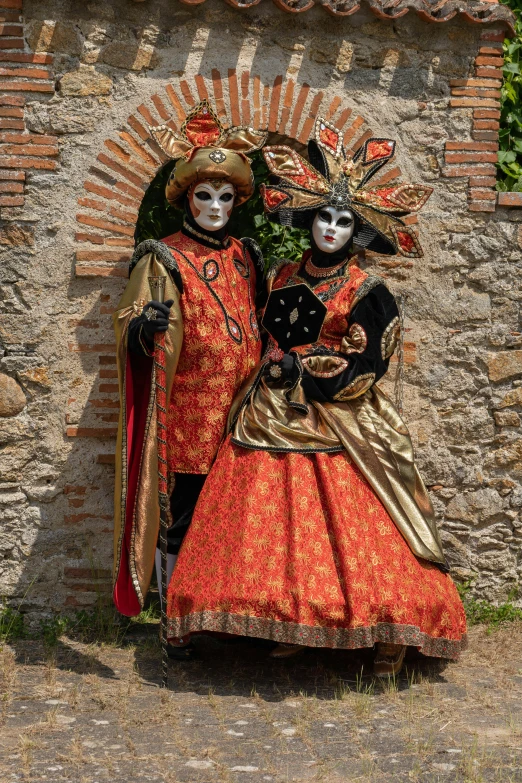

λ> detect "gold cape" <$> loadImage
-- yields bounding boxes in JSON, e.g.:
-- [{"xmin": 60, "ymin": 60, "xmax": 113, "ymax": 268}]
[{"xmin": 112, "ymin": 245, "xmax": 183, "ymax": 615}]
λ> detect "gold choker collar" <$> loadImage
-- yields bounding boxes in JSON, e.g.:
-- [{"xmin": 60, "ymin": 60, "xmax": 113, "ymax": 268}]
[{"xmin": 304, "ymin": 257, "xmax": 348, "ymax": 278}]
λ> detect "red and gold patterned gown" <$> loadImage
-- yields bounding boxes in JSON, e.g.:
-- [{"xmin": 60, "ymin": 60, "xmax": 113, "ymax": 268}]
[{"xmin": 166, "ymin": 255, "xmax": 467, "ymax": 658}]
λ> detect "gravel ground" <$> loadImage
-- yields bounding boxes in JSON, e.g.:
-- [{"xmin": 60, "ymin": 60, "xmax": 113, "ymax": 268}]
[{"xmin": 1, "ymin": 621, "xmax": 521, "ymax": 783}]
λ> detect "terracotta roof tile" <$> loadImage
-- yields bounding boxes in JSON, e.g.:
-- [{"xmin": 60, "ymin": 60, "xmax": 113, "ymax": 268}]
[{"xmin": 201, "ymin": 0, "xmax": 515, "ymax": 34}]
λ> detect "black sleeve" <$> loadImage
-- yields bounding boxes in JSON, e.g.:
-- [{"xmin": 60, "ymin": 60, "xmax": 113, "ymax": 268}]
[{"xmin": 301, "ymin": 284, "xmax": 399, "ymax": 403}]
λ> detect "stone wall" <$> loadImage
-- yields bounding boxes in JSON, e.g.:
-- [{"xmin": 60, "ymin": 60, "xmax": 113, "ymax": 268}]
[{"xmin": 0, "ymin": 0, "xmax": 521, "ymax": 619}]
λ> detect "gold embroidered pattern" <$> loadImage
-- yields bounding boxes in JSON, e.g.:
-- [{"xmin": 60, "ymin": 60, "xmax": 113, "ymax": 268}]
[
  {"xmin": 341, "ymin": 322, "xmax": 367, "ymax": 355},
  {"xmin": 302, "ymin": 355, "xmax": 349, "ymax": 378},
  {"xmin": 381, "ymin": 316, "xmax": 400, "ymax": 360},
  {"xmin": 333, "ymin": 372, "xmax": 375, "ymax": 401}
]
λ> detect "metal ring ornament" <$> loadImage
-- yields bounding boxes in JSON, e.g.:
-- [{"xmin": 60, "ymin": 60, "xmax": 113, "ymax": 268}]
[{"xmin": 145, "ymin": 307, "xmax": 158, "ymax": 321}]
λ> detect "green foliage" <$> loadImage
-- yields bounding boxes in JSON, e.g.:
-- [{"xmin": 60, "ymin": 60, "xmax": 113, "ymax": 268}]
[
  {"xmin": 458, "ymin": 580, "xmax": 522, "ymax": 629},
  {"xmin": 498, "ymin": 0, "xmax": 522, "ymax": 191},
  {"xmin": 0, "ymin": 605, "xmax": 25, "ymax": 642},
  {"xmin": 40, "ymin": 616, "xmax": 70, "ymax": 648},
  {"xmin": 134, "ymin": 151, "xmax": 309, "ymax": 267}
]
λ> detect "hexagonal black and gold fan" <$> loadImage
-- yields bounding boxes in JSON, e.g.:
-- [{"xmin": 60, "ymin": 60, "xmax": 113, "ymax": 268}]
[{"xmin": 262, "ymin": 284, "xmax": 327, "ymax": 353}]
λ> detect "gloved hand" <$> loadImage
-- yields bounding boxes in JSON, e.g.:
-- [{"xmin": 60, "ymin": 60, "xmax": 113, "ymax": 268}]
[
  {"xmin": 139, "ymin": 299, "xmax": 174, "ymax": 342},
  {"xmin": 266, "ymin": 353, "xmax": 297, "ymax": 384}
]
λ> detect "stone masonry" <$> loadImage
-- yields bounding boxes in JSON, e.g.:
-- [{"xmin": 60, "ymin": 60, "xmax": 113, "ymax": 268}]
[{"xmin": 0, "ymin": 0, "xmax": 521, "ymax": 620}]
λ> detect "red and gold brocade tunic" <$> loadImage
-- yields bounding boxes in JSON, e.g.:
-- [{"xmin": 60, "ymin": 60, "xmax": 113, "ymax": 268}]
[{"xmin": 162, "ymin": 230, "xmax": 261, "ymax": 473}]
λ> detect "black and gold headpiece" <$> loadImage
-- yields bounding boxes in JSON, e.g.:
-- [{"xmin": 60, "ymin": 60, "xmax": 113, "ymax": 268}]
[{"xmin": 260, "ymin": 117, "xmax": 433, "ymax": 257}]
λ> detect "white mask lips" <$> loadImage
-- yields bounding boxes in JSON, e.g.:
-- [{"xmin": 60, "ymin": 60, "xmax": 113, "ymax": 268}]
[
  {"xmin": 190, "ymin": 181, "xmax": 235, "ymax": 232},
  {"xmin": 311, "ymin": 206, "xmax": 355, "ymax": 255}
]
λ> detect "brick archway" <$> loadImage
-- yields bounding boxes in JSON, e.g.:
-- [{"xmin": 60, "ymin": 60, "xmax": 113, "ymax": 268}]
[{"xmin": 73, "ymin": 69, "xmax": 409, "ymax": 282}]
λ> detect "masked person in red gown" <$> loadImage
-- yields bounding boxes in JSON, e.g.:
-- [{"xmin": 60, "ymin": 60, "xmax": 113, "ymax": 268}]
[
  {"xmin": 166, "ymin": 117, "xmax": 467, "ymax": 676},
  {"xmin": 112, "ymin": 101, "xmax": 266, "ymax": 658}
]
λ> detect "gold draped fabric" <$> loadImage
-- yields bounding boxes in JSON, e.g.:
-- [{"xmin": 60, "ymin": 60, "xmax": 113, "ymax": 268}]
[
  {"xmin": 229, "ymin": 369, "xmax": 445, "ymax": 566},
  {"xmin": 113, "ymin": 252, "xmax": 183, "ymax": 612}
]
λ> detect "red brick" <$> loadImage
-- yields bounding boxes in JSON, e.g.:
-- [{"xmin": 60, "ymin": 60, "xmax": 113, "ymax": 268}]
[
  {"xmin": 0, "ymin": 52, "xmax": 52, "ymax": 63},
  {"xmin": 179, "ymin": 78, "xmax": 196, "ymax": 107},
  {"xmin": 451, "ymin": 88, "xmax": 501, "ymax": 98},
  {"xmin": 442, "ymin": 164, "xmax": 497, "ymax": 177},
  {"xmin": 474, "ymin": 108, "xmax": 501, "ymax": 119},
  {"xmin": 165, "ymin": 85, "xmax": 185, "ymax": 125},
  {"xmin": 211, "ymin": 68, "xmax": 227, "ymax": 123},
  {"xmin": 90, "ymin": 398, "xmax": 119, "ymax": 408},
  {"xmin": 84, "ymin": 180, "xmax": 139, "ymax": 208},
  {"xmin": 0, "ymin": 66, "xmax": 51, "ymax": 79},
  {"xmin": 469, "ymin": 200, "xmax": 496, "ymax": 212},
  {"xmin": 479, "ymin": 45, "xmax": 504, "ymax": 55},
  {"xmin": 240, "ymin": 71, "xmax": 250, "ymax": 126},
  {"xmin": 0, "ymin": 156, "xmax": 57, "ymax": 169},
  {"xmin": 449, "ymin": 98, "xmax": 500, "ymax": 109},
  {"xmin": 0, "ymin": 24, "xmax": 22, "ymax": 35},
  {"xmin": 0, "ymin": 38, "xmax": 24, "ymax": 49},
  {"xmin": 252, "ymin": 73, "xmax": 261, "ymax": 129},
  {"xmin": 0, "ymin": 167, "xmax": 23, "ymax": 179},
  {"xmin": 475, "ymin": 56, "xmax": 504, "ymax": 67},
  {"xmin": 0, "ymin": 131, "xmax": 58, "ymax": 144},
  {"xmin": 68, "ymin": 343, "xmax": 116, "ymax": 352},
  {"xmin": 0, "ymin": 94, "xmax": 23, "ymax": 105},
  {"xmin": 480, "ymin": 30, "xmax": 506, "ymax": 42},
  {"xmin": 68, "ymin": 582, "xmax": 111, "ymax": 592},
  {"xmin": 349, "ymin": 129, "xmax": 373, "ymax": 155},
  {"xmin": 299, "ymin": 91, "xmax": 324, "ymax": 144},
  {"xmin": 0, "ymin": 194, "xmax": 22, "ymax": 205},
  {"xmin": 268, "ymin": 73, "xmax": 282, "ymax": 133},
  {"xmin": 118, "ymin": 131, "xmax": 159, "ymax": 167},
  {"xmin": 290, "ymin": 83, "xmax": 310, "ymax": 139},
  {"xmin": 136, "ymin": 102, "xmax": 159, "ymax": 128},
  {"xmin": 76, "ymin": 214, "xmax": 135, "ymax": 236},
  {"xmin": 0, "ymin": 80, "xmax": 53, "ymax": 92},
  {"xmin": 469, "ymin": 188, "xmax": 497, "ymax": 200},
  {"xmin": 498, "ymin": 192, "xmax": 522, "ymax": 207},
  {"xmin": 89, "ymin": 167, "xmax": 145, "ymax": 202},
  {"xmin": 99, "ymin": 383, "xmax": 119, "ymax": 393},
  {"xmin": 99, "ymin": 369, "xmax": 118, "ymax": 378},
  {"xmin": 0, "ymin": 143, "xmax": 58, "ymax": 155},
  {"xmin": 195, "ymin": 73, "xmax": 209, "ymax": 103},
  {"xmin": 78, "ymin": 196, "xmax": 106, "ymax": 212},
  {"xmin": 127, "ymin": 113, "xmax": 151, "ymax": 142},
  {"xmin": 473, "ymin": 119, "xmax": 500, "ymax": 130},
  {"xmin": 373, "ymin": 165, "xmax": 402, "ymax": 186},
  {"xmin": 333, "ymin": 107, "xmax": 352, "ymax": 132},
  {"xmin": 0, "ymin": 12, "xmax": 22, "ymax": 22},
  {"xmin": 475, "ymin": 67, "xmax": 503, "ymax": 79},
  {"xmin": 0, "ymin": 180, "xmax": 22, "ymax": 191},
  {"xmin": 277, "ymin": 78, "xmax": 294, "ymax": 135},
  {"xmin": 0, "ymin": 106, "xmax": 23, "ymax": 116},
  {"xmin": 97, "ymin": 454, "xmax": 115, "ymax": 464},
  {"xmin": 449, "ymin": 78, "xmax": 502, "ymax": 88},
  {"xmin": 0, "ymin": 1, "xmax": 23, "ymax": 9},
  {"xmin": 66, "ymin": 426, "xmax": 117, "ymax": 438},
  {"xmin": 75, "ymin": 249, "xmax": 130, "ymax": 263},
  {"xmin": 150, "ymin": 93, "xmax": 170, "ymax": 122},
  {"xmin": 472, "ymin": 130, "xmax": 500, "ymax": 141},
  {"xmin": 75, "ymin": 264, "xmax": 128, "ymax": 278},
  {"xmin": 325, "ymin": 96, "xmax": 341, "ymax": 121},
  {"xmin": 445, "ymin": 151, "xmax": 498, "ymax": 163},
  {"xmin": 343, "ymin": 115, "xmax": 365, "ymax": 146},
  {"xmin": 109, "ymin": 205, "xmax": 137, "ymax": 223},
  {"xmin": 445, "ymin": 141, "xmax": 498, "ymax": 151},
  {"xmin": 97, "ymin": 152, "xmax": 146, "ymax": 189},
  {"xmin": 100, "ymin": 356, "xmax": 117, "ymax": 365},
  {"xmin": 0, "ymin": 118, "xmax": 23, "ymax": 129},
  {"xmin": 469, "ymin": 176, "xmax": 497, "ymax": 187}
]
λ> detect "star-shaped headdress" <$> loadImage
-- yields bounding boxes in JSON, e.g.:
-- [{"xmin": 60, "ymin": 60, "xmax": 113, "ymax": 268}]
[{"xmin": 260, "ymin": 117, "xmax": 433, "ymax": 257}]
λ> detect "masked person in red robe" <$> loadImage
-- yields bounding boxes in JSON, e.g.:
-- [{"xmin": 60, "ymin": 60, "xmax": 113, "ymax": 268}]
[
  {"xmin": 112, "ymin": 101, "xmax": 266, "ymax": 657},
  {"xmin": 166, "ymin": 117, "xmax": 467, "ymax": 676}
]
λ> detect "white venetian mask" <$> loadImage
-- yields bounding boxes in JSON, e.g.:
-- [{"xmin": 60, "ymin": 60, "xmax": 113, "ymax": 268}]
[
  {"xmin": 312, "ymin": 206, "xmax": 355, "ymax": 254},
  {"xmin": 189, "ymin": 181, "xmax": 235, "ymax": 232}
]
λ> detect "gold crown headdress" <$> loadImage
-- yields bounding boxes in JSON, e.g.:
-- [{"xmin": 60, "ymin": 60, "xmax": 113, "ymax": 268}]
[
  {"xmin": 150, "ymin": 99, "xmax": 267, "ymax": 208},
  {"xmin": 260, "ymin": 117, "xmax": 433, "ymax": 257}
]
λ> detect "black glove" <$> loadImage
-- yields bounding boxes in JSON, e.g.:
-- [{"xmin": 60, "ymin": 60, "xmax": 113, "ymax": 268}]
[
  {"xmin": 265, "ymin": 353, "xmax": 297, "ymax": 384},
  {"xmin": 140, "ymin": 299, "xmax": 174, "ymax": 340}
]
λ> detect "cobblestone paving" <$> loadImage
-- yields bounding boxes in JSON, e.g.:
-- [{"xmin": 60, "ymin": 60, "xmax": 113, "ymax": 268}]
[{"xmin": 1, "ymin": 623, "xmax": 522, "ymax": 782}]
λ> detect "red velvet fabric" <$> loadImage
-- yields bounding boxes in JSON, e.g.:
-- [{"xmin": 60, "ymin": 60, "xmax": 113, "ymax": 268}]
[{"xmin": 113, "ymin": 351, "xmax": 153, "ymax": 616}]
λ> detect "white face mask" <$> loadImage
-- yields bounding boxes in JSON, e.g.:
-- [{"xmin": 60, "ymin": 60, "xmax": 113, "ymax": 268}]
[
  {"xmin": 312, "ymin": 206, "xmax": 355, "ymax": 254},
  {"xmin": 189, "ymin": 181, "xmax": 235, "ymax": 232}
]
